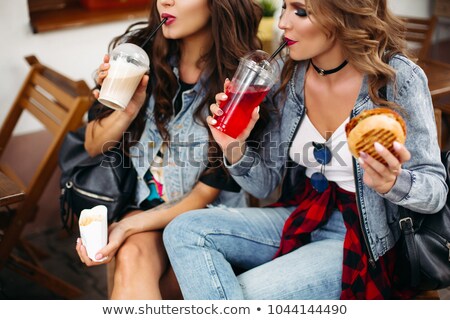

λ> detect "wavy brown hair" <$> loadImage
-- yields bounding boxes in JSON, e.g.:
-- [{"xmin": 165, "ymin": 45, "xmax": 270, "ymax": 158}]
[
  {"xmin": 95, "ymin": 0, "xmax": 264, "ymax": 153},
  {"xmin": 277, "ymin": 0, "xmax": 409, "ymax": 110}
]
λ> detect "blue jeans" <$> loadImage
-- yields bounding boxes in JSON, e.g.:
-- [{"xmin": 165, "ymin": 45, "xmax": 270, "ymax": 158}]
[{"xmin": 163, "ymin": 206, "xmax": 346, "ymax": 300}]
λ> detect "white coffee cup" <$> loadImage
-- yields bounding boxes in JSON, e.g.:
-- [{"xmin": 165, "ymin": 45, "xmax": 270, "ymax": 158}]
[
  {"xmin": 79, "ymin": 205, "xmax": 108, "ymax": 262},
  {"xmin": 98, "ymin": 43, "xmax": 150, "ymax": 111}
]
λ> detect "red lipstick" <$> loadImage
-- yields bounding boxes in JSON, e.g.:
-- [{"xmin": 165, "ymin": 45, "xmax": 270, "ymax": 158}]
[
  {"xmin": 161, "ymin": 13, "xmax": 176, "ymax": 26},
  {"xmin": 284, "ymin": 37, "xmax": 298, "ymax": 46}
]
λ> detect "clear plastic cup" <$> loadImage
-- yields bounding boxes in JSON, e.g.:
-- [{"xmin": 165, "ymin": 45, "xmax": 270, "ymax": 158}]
[
  {"xmin": 213, "ymin": 50, "xmax": 277, "ymax": 138},
  {"xmin": 98, "ymin": 43, "xmax": 150, "ymax": 111}
]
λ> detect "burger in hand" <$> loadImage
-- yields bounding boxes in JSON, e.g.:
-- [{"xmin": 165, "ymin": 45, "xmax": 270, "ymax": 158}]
[{"xmin": 345, "ymin": 108, "xmax": 407, "ymax": 165}]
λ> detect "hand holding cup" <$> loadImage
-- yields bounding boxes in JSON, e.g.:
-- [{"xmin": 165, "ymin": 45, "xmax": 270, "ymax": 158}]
[
  {"xmin": 98, "ymin": 43, "xmax": 150, "ymax": 111},
  {"xmin": 207, "ymin": 80, "xmax": 260, "ymax": 164},
  {"xmin": 94, "ymin": 53, "xmax": 148, "ymax": 119},
  {"xmin": 78, "ymin": 205, "xmax": 108, "ymax": 263}
]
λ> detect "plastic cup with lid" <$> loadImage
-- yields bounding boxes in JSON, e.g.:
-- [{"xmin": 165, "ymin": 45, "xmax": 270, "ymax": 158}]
[{"xmin": 98, "ymin": 43, "xmax": 150, "ymax": 111}]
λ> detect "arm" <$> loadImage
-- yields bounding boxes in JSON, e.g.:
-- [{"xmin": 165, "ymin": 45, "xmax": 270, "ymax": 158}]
[
  {"xmin": 119, "ymin": 181, "xmax": 220, "ymax": 234},
  {"xmin": 84, "ymin": 55, "xmax": 149, "ymax": 156},
  {"xmin": 76, "ymin": 181, "xmax": 220, "ymax": 265},
  {"xmin": 377, "ymin": 60, "xmax": 447, "ymax": 213},
  {"xmin": 384, "ymin": 62, "xmax": 448, "ymax": 213},
  {"xmin": 207, "ymin": 82, "xmax": 286, "ymax": 199},
  {"xmin": 85, "ymin": 110, "xmax": 137, "ymax": 156}
]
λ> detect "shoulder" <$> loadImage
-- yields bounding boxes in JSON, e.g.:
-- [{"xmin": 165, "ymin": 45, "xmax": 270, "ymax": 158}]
[{"xmin": 389, "ymin": 55, "xmax": 428, "ymax": 95}]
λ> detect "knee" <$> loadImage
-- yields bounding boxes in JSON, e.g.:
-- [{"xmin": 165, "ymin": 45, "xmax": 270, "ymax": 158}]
[
  {"xmin": 115, "ymin": 234, "xmax": 149, "ymax": 264},
  {"xmin": 163, "ymin": 209, "xmax": 212, "ymax": 253}
]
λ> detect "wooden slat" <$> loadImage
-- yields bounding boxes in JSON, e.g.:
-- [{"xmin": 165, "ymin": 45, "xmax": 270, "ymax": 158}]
[
  {"xmin": 435, "ymin": 108, "xmax": 442, "ymax": 148},
  {"xmin": 20, "ymin": 98, "xmax": 60, "ymax": 135},
  {"xmin": 24, "ymin": 85, "xmax": 67, "ymax": 123},
  {"xmin": 0, "ymin": 164, "xmax": 26, "ymax": 192},
  {"xmin": 30, "ymin": 72, "xmax": 74, "ymax": 109},
  {"xmin": 7, "ymin": 254, "xmax": 82, "ymax": 299},
  {"xmin": 400, "ymin": 15, "xmax": 437, "ymax": 60},
  {"xmin": 401, "ymin": 16, "xmax": 433, "ymax": 25},
  {"xmin": 406, "ymin": 27, "xmax": 429, "ymax": 34},
  {"xmin": 0, "ymin": 68, "xmax": 37, "ymax": 156},
  {"xmin": 0, "ymin": 172, "xmax": 25, "ymax": 207},
  {"xmin": 406, "ymin": 35, "xmax": 427, "ymax": 43}
]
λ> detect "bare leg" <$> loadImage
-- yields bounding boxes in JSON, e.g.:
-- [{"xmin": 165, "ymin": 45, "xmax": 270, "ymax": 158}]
[
  {"xmin": 160, "ymin": 266, "xmax": 183, "ymax": 300},
  {"xmin": 111, "ymin": 230, "xmax": 168, "ymax": 299}
]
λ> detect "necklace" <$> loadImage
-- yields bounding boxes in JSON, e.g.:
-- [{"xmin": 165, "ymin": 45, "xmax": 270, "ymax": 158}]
[{"xmin": 310, "ymin": 59, "xmax": 348, "ymax": 76}]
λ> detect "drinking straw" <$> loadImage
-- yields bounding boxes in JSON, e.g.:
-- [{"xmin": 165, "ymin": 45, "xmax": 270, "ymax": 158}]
[
  {"xmin": 268, "ymin": 41, "xmax": 288, "ymax": 63},
  {"xmin": 140, "ymin": 18, "xmax": 168, "ymax": 48}
]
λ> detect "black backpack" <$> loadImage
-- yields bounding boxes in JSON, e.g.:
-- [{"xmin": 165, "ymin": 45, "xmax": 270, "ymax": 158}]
[
  {"xmin": 399, "ymin": 151, "xmax": 450, "ymax": 290},
  {"xmin": 59, "ymin": 126, "xmax": 137, "ymax": 228}
]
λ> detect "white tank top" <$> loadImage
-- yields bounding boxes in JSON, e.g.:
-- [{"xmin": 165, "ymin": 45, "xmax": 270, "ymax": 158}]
[{"xmin": 289, "ymin": 114, "xmax": 356, "ymax": 192}]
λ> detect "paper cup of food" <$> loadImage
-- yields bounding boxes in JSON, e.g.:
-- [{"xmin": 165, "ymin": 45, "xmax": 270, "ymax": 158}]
[{"xmin": 79, "ymin": 205, "xmax": 108, "ymax": 262}]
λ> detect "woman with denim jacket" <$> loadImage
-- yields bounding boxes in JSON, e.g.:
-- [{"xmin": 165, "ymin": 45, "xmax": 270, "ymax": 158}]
[
  {"xmin": 163, "ymin": 0, "xmax": 448, "ymax": 299},
  {"xmin": 75, "ymin": 0, "xmax": 265, "ymax": 299}
]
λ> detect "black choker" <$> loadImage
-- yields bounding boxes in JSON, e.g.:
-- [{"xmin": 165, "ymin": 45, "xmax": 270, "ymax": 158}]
[{"xmin": 310, "ymin": 59, "xmax": 348, "ymax": 76}]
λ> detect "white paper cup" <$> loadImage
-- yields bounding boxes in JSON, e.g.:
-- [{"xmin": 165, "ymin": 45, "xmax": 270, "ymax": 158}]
[{"xmin": 79, "ymin": 205, "xmax": 108, "ymax": 262}]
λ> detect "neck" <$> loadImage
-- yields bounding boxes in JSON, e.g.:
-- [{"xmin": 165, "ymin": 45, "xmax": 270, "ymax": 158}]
[
  {"xmin": 180, "ymin": 27, "xmax": 211, "ymax": 65},
  {"xmin": 310, "ymin": 59, "xmax": 348, "ymax": 76},
  {"xmin": 179, "ymin": 31, "xmax": 211, "ymax": 83}
]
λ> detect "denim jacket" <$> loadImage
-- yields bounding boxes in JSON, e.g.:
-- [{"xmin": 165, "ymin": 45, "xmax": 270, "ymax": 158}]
[
  {"xmin": 130, "ymin": 63, "xmax": 247, "ymax": 208},
  {"xmin": 227, "ymin": 55, "xmax": 448, "ymax": 261}
]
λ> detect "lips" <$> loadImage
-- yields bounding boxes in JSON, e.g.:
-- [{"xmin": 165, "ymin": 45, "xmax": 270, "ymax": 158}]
[
  {"xmin": 161, "ymin": 13, "xmax": 176, "ymax": 25},
  {"xmin": 284, "ymin": 37, "xmax": 298, "ymax": 46}
]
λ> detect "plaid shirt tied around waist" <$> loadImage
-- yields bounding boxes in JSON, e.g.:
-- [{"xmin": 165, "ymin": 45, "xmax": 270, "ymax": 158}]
[{"xmin": 271, "ymin": 178, "xmax": 414, "ymax": 299}]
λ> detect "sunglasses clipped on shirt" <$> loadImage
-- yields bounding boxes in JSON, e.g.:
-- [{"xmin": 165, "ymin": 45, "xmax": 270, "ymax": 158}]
[{"xmin": 311, "ymin": 142, "xmax": 332, "ymax": 193}]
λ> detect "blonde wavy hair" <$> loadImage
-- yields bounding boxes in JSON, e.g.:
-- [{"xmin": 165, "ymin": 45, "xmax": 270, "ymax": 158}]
[{"xmin": 277, "ymin": 0, "xmax": 408, "ymax": 109}]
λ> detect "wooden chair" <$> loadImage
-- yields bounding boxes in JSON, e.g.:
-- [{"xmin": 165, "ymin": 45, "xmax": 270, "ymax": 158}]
[
  {"xmin": 400, "ymin": 16, "xmax": 450, "ymax": 147},
  {"xmin": 400, "ymin": 15, "xmax": 438, "ymax": 60},
  {"xmin": 0, "ymin": 55, "xmax": 92, "ymax": 298},
  {"xmin": 434, "ymin": 108, "xmax": 444, "ymax": 148}
]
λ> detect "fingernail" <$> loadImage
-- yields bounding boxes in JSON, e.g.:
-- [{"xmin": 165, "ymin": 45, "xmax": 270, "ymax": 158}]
[
  {"xmin": 225, "ymin": 78, "xmax": 230, "ymax": 82},
  {"xmin": 95, "ymin": 253, "xmax": 103, "ymax": 260},
  {"xmin": 221, "ymin": 94, "xmax": 228, "ymax": 100},
  {"xmin": 211, "ymin": 119, "xmax": 217, "ymax": 125},
  {"xmin": 216, "ymin": 109, "xmax": 223, "ymax": 116},
  {"xmin": 358, "ymin": 157, "xmax": 365, "ymax": 165},
  {"xmin": 256, "ymin": 106, "xmax": 260, "ymax": 113},
  {"xmin": 374, "ymin": 142, "xmax": 384, "ymax": 153},
  {"xmin": 76, "ymin": 238, "xmax": 80, "ymax": 243},
  {"xmin": 359, "ymin": 151, "xmax": 368, "ymax": 159},
  {"xmin": 393, "ymin": 141, "xmax": 402, "ymax": 150}
]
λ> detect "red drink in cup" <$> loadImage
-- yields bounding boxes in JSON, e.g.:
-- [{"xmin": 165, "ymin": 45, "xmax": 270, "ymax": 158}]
[
  {"xmin": 214, "ymin": 50, "xmax": 276, "ymax": 138},
  {"xmin": 215, "ymin": 85, "xmax": 270, "ymax": 138}
]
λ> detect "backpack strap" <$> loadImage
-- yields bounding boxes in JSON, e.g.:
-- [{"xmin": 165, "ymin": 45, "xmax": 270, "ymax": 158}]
[{"xmin": 399, "ymin": 208, "xmax": 421, "ymax": 287}]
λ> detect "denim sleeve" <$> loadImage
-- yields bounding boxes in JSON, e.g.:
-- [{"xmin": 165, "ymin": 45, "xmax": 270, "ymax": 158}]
[
  {"xmin": 225, "ymin": 96, "xmax": 286, "ymax": 199},
  {"xmin": 381, "ymin": 58, "xmax": 448, "ymax": 213}
]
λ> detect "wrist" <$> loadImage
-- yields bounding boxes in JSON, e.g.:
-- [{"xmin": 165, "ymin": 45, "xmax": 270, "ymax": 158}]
[
  {"xmin": 112, "ymin": 109, "xmax": 135, "ymax": 127},
  {"xmin": 118, "ymin": 217, "xmax": 139, "ymax": 238},
  {"xmin": 224, "ymin": 141, "xmax": 246, "ymax": 165}
]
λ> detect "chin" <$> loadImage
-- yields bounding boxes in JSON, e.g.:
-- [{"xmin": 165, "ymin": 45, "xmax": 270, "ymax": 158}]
[{"xmin": 288, "ymin": 51, "xmax": 306, "ymax": 62}]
